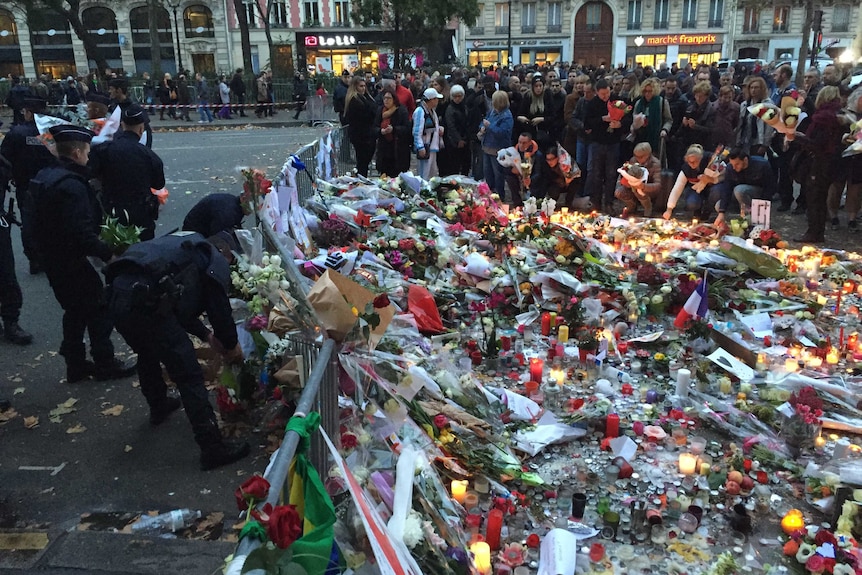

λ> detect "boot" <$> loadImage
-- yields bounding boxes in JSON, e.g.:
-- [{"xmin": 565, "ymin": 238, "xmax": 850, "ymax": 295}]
[
  {"xmin": 642, "ymin": 197, "xmax": 653, "ymax": 218},
  {"xmin": 4, "ymin": 321, "xmax": 33, "ymax": 345},
  {"xmin": 200, "ymin": 439, "xmax": 251, "ymax": 470},
  {"xmin": 67, "ymin": 360, "xmax": 96, "ymax": 383},
  {"xmin": 150, "ymin": 396, "xmax": 182, "ymax": 426},
  {"xmin": 93, "ymin": 357, "xmax": 137, "ymax": 381}
]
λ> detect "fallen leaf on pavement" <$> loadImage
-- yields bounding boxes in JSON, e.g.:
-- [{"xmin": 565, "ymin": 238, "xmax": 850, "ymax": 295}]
[
  {"xmin": 101, "ymin": 405, "xmax": 124, "ymax": 417},
  {"xmin": 0, "ymin": 409, "xmax": 19, "ymax": 424},
  {"xmin": 23, "ymin": 416, "xmax": 39, "ymax": 429},
  {"xmin": 50, "ymin": 398, "xmax": 78, "ymax": 420},
  {"xmin": 66, "ymin": 424, "xmax": 86, "ymax": 434},
  {"xmin": 13, "ymin": 387, "xmax": 24, "ymax": 395},
  {"xmin": 124, "ymin": 445, "xmax": 133, "ymax": 453}
]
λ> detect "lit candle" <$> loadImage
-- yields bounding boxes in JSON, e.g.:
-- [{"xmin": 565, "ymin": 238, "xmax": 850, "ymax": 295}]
[
  {"xmin": 700, "ymin": 462, "xmax": 711, "ymax": 476},
  {"xmin": 558, "ymin": 325, "xmax": 569, "ymax": 344},
  {"xmin": 485, "ymin": 508, "xmax": 504, "ymax": 550},
  {"xmin": 815, "ymin": 434, "xmax": 826, "ymax": 448},
  {"xmin": 785, "ymin": 357, "xmax": 800, "ymax": 372},
  {"xmin": 451, "ymin": 480, "xmax": 468, "ymax": 504},
  {"xmin": 678, "ymin": 453, "xmax": 698, "ymax": 475},
  {"xmin": 827, "ymin": 349, "xmax": 840, "ymax": 365},
  {"xmin": 808, "ymin": 356, "xmax": 823, "ymax": 369},
  {"xmin": 781, "ymin": 509, "xmax": 805, "ymax": 535},
  {"xmin": 550, "ymin": 367, "xmax": 565, "ymax": 386},
  {"xmin": 471, "ymin": 541, "xmax": 492, "ymax": 575},
  {"xmin": 529, "ymin": 357, "xmax": 544, "ymax": 383}
]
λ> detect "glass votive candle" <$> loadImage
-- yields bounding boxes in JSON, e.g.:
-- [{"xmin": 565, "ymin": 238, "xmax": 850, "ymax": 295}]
[
  {"xmin": 671, "ymin": 427, "xmax": 688, "ymax": 447},
  {"xmin": 603, "ymin": 511, "xmax": 621, "ymax": 539},
  {"xmin": 678, "ymin": 512, "xmax": 698, "ymax": 533},
  {"xmin": 604, "ymin": 464, "xmax": 621, "ymax": 482},
  {"xmin": 650, "ymin": 524, "xmax": 667, "ymax": 545},
  {"xmin": 688, "ymin": 436, "xmax": 707, "ymax": 455},
  {"xmin": 464, "ymin": 491, "xmax": 480, "ymax": 510}
]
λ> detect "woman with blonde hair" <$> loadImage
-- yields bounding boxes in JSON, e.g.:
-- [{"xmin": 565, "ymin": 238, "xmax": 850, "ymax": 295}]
[
  {"xmin": 631, "ymin": 77, "xmax": 672, "ymax": 153},
  {"xmin": 735, "ymin": 76, "xmax": 774, "ymax": 158},
  {"xmin": 662, "ymin": 143, "xmax": 727, "ymax": 220},
  {"xmin": 345, "ymin": 75, "xmax": 378, "ymax": 176},
  {"xmin": 478, "ymin": 90, "xmax": 514, "ymax": 197},
  {"xmin": 794, "ymin": 85, "xmax": 849, "ymax": 243}
]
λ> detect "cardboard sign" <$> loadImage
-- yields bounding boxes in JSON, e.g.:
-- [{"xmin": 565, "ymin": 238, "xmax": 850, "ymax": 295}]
[{"xmin": 751, "ymin": 199, "xmax": 771, "ymax": 229}]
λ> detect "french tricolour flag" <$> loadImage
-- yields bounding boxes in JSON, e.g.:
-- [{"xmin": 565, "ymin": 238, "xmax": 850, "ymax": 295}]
[{"xmin": 674, "ymin": 273, "xmax": 709, "ymax": 328}]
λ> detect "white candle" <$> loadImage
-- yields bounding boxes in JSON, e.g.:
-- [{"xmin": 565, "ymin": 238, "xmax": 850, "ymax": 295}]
[
  {"xmin": 675, "ymin": 368, "xmax": 691, "ymax": 398},
  {"xmin": 471, "ymin": 541, "xmax": 492, "ymax": 575},
  {"xmin": 678, "ymin": 453, "xmax": 698, "ymax": 475}
]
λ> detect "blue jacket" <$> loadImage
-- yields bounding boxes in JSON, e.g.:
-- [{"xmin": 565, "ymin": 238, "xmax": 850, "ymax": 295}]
[{"xmin": 481, "ymin": 108, "xmax": 513, "ymax": 152}]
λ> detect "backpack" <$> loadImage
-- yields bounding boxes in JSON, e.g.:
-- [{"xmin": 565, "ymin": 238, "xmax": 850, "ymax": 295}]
[{"xmin": 104, "ymin": 231, "xmax": 204, "ymax": 316}]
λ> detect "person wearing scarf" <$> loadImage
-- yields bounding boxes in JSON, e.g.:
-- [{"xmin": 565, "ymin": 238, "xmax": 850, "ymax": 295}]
[
  {"xmin": 373, "ymin": 89, "xmax": 411, "ymax": 177},
  {"xmin": 792, "ymin": 86, "xmax": 849, "ymax": 243},
  {"xmin": 631, "ymin": 78, "xmax": 672, "ymax": 155}
]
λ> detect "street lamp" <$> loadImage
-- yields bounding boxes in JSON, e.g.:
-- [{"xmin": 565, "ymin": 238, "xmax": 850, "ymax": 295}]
[
  {"xmin": 165, "ymin": 0, "xmax": 184, "ymax": 74},
  {"xmin": 507, "ymin": 0, "xmax": 512, "ymax": 68}
]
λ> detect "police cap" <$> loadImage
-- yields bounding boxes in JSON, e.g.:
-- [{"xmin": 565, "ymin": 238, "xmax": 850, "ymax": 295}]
[
  {"xmin": 86, "ymin": 92, "xmax": 111, "ymax": 106},
  {"xmin": 49, "ymin": 124, "xmax": 96, "ymax": 144},
  {"xmin": 21, "ymin": 97, "xmax": 47, "ymax": 112},
  {"xmin": 122, "ymin": 104, "xmax": 146, "ymax": 126}
]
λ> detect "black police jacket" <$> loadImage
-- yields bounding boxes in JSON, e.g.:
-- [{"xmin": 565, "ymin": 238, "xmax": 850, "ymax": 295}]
[
  {"xmin": 0, "ymin": 121, "xmax": 58, "ymax": 191},
  {"xmin": 89, "ymin": 130, "xmax": 165, "ymax": 210},
  {"xmin": 31, "ymin": 159, "xmax": 114, "ymax": 264},
  {"xmin": 104, "ymin": 232, "xmax": 237, "ymax": 350},
  {"xmin": 182, "ymin": 194, "xmax": 244, "ymax": 238}
]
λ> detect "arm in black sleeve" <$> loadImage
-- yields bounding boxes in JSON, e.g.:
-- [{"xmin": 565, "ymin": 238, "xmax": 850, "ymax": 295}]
[
  {"xmin": 182, "ymin": 316, "xmax": 211, "ymax": 342},
  {"xmin": 393, "ymin": 107, "xmax": 411, "ymax": 141},
  {"xmin": 149, "ymin": 150, "xmax": 166, "ymax": 190},
  {"xmin": 201, "ymin": 258, "xmax": 238, "ymax": 349},
  {"xmin": 61, "ymin": 182, "xmax": 114, "ymax": 261}
]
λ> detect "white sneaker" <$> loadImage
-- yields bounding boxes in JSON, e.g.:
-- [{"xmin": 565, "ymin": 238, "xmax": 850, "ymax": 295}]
[{"xmin": 198, "ymin": 120, "xmax": 207, "ymax": 124}]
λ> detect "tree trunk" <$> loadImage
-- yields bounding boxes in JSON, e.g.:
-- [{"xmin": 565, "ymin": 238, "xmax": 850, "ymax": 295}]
[
  {"xmin": 53, "ymin": 1, "xmax": 109, "ymax": 74},
  {"xmin": 148, "ymin": 0, "xmax": 162, "ymax": 77},
  {"xmin": 233, "ymin": 0, "xmax": 255, "ymax": 74},
  {"xmin": 262, "ymin": 1, "xmax": 277, "ymax": 75},
  {"xmin": 393, "ymin": 13, "xmax": 403, "ymax": 69},
  {"xmin": 795, "ymin": 0, "xmax": 813, "ymax": 86}
]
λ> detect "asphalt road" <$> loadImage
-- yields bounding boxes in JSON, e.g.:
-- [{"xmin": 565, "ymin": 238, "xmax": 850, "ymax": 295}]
[{"xmin": 0, "ymin": 126, "xmax": 321, "ymax": 571}]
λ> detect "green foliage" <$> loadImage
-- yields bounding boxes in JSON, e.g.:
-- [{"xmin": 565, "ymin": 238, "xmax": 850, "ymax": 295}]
[
  {"xmin": 241, "ymin": 543, "xmax": 310, "ymax": 575},
  {"xmin": 100, "ymin": 214, "xmax": 143, "ymax": 254}
]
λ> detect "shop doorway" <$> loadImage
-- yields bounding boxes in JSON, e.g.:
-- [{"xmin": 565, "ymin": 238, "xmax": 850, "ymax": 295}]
[{"xmin": 573, "ymin": 2, "xmax": 613, "ymax": 67}]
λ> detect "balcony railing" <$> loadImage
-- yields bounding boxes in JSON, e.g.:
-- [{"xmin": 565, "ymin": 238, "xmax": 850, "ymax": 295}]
[
  {"xmin": 708, "ymin": 18, "xmax": 722, "ymax": 26},
  {"xmin": 547, "ymin": 23, "xmax": 561, "ymax": 32},
  {"xmin": 772, "ymin": 25, "xmax": 788, "ymax": 33},
  {"xmin": 653, "ymin": 19, "xmax": 669, "ymax": 28},
  {"xmin": 469, "ymin": 26, "xmax": 485, "ymax": 34},
  {"xmin": 681, "ymin": 19, "xmax": 697, "ymax": 28},
  {"xmin": 521, "ymin": 24, "xmax": 536, "ymax": 33},
  {"xmin": 627, "ymin": 22, "xmax": 641, "ymax": 30},
  {"xmin": 494, "ymin": 25, "xmax": 508, "ymax": 34}
]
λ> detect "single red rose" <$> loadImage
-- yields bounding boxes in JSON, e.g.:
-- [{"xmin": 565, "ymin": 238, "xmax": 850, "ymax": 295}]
[
  {"xmin": 266, "ymin": 504, "xmax": 303, "ymax": 549},
  {"xmin": 235, "ymin": 475, "xmax": 271, "ymax": 511},
  {"xmin": 807, "ymin": 554, "xmax": 826, "ymax": 574},
  {"xmin": 757, "ymin": 470, "xmax": 769, "ymax": 484},
  {"xmin": 823, "ymin": 558, "xmax": 837, "ymax": 574},
  {"xmin": 340, "ymin": 432, "xmax": 358, "ymax": 450},
  {"xmin": 433, "ymin": 414, "xmax": 449, "ymax": 429},
  {"xmin": 398, "ymin": 238, "xmax": 416, "ymax": 252},
  {"xmin": 373, "ymin": 293, "xmax": 391, "ymax": 308},
  {"xmin": 815, "ymin": 529, "xmax": 838, "ymax": 547},
  {"xmin": 526, "ymin": 534, "xmax": 541, "ymax": 548}
]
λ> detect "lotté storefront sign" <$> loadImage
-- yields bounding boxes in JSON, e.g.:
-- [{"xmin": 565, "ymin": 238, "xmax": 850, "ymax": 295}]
[
  {"xmin": 304, "ymin": 35, "xmax": 357, "ymax": 47},
  {"xmin": 634, "ymin": 33, "xmax": 720, "ymax": 47}
]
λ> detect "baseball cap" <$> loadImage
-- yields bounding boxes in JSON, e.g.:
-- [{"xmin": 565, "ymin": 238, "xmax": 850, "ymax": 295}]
[{"xmin": 423, "ymin": 87, "xmax": 443, "ymax": 100}]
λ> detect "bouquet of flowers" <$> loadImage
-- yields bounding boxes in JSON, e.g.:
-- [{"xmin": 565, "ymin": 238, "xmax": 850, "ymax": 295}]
[
  {"xmin": 100, "ymin": 213, "xmax": 143, "ymax": 255},
  {"xmin": 617, "ymin": 162, "xmax": 647, "ymax": 186},
  {"xmin": 607, "ymin": 100, "xmax": 633, "ymax": 122},
  {"xmin": 780, "ymin": 385, "xmax": 824, "ymax": 458},
  {"xmin": 240, "ymin": 168, "xmax": 273, "ymax": 217},
  {"xmin": 748, "ymin": 225, "xmax": 788, "ymax": 249},
  {"xmin": 783, "ymin": 525, "xmax": 859, "ymax": 575},
  {"xmin": 230, "ymin": 251, "xmax": 290, "ymax": 314},
  {"xmin": 703, "ymin": 145, "xmax": 730, "ymax": 179}
]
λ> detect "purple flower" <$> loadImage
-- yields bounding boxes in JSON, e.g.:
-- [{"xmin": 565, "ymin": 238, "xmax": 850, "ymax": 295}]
[{"xmin": 247, "ymin": 314, "xmax": 268, "ymax": 331}]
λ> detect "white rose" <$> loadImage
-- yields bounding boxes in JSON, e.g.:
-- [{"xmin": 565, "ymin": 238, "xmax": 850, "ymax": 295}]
[
  {"xmin": 389, "ymin": 240, "xmax": 399, "ymax": 249},
  {"xmin": 261, "ymin": 255, "xmax": 270, "ymax": 266},
  {"xmin": 660, "ymin": 285, "xmax": 672, "ymax": 294},
  {"xmin": 651, "ymin": 294, "xmax": 664, "ymax": 305},
  {"xmin": 270, "ymin": 255, "xmax": 282, "ymax": 267}
]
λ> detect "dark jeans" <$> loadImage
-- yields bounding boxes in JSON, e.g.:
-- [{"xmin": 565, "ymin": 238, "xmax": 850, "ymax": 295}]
[
  {"xmin": 804, "ymin": 163, "xmax": 831, "ymax": 238},
  {"xmin": 772, "ymin": 142, "xmax": 795, "ymax": 207},
  {"xmin": 353, "ymin": 139, "xmax": 375, "ymax": 176},
  {"xmin": 17, "ymin": 186, "xmax": 38, "ymax": 265},
  {"xmin": 111, "ymin": 299, "xmax": 220, "ymax": 447},
  {"xmin": 45, "ymin": 258, "xmax": 114, "ymax": 366},
  {"xmin": 0, "ymin": 220, "xmax": 23, "ymax": 324},
  {"xmin": 586, "ymin": 142, "xmax": 620, "ymax": 210},
  {"xmin": 233, "ymin": 93, "xmax": 247, "ymax": 115},
  {"xmin": 471, "ymin": 140, "xmax": 485, "ymax": 181}
]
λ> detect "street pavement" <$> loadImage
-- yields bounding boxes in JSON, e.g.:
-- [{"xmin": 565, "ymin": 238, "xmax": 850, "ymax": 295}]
[{"xmin": 0, "ymin": 123, "xmax": 328, "ymax": 573}]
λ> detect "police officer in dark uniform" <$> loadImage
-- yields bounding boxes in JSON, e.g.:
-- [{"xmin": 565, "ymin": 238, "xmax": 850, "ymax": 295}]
[
  {"xmin": 106, "ymin": 77, "xmax": 153, "ymax": 148},
  {"xmin": 31, "ymin": 124, "xmax": 136, "ymax": 383},
  {"xmin": 0, "ymin": 156, "xmax": 33, "ymax": 345},
  {"xmin": 89, "ymin": 104, "xmax": 165, "ymax": 241},
  {"xmin": 0, "ymin": 96, "xmax": 59, "ymax": 274},
  {"xmin": 104, "ymin": 231, "xmax": 250, "ymax": 470},
  {"xmin": 182, "ymin": 193, "xmax": 247, "ymax": 237}
]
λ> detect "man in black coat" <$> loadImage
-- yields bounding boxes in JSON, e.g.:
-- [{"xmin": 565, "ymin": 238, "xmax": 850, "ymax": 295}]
[
  {"xmin": 229, "ymin": 68, "xmax": 247, "ymax": 117},
  {"xmin": 31, "ymin": 125, "xmax": 135, "ymax": 382},
  {"xmin": 104, "ymin": 231, "xmax": 250, "ymax": 470},
  {"xmin": 182, "ymin": 193, "xmax": 246, "ymax": 237},
  {"xmin": 0, "ymin": 96, "xmax": 58, "ymax": 274},
  {"xmin": 583, "ymin": 79, "xmax": 631, "ymax": 213},
  {"xmin": 333, "ymin": 70, "xmax": 350, "ymax": 125},
  {"xmin": 89, "ymin": 105, "xmax": 166, "ymax": 241},
  {"xmin": 4, "ymin": 75, "xmax": 32, "ymax": 126},
  {"xmin": 466, "ymin": 75, "xmax": 496, "ymax": 180}
]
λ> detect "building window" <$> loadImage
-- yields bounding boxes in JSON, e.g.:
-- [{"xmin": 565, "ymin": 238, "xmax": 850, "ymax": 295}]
[
  {"xmin": 772, "ymin": 6, "xmax": 789, "ymax": 32},
  {"xmin": 548, "ymin": 2, "xmax": 562, "ymax": 27},
  {"xmin": 271, "ymin": 1, "xmax": 288, "ymax": 27},
  {"xmin": 742, "ymin": 7, "xmax": 759, "ymax": 33},
  {"xmin": 470, "ymin": 3, "xmax": 485, "ymax": 33},
  {"xmin": 494, "ymin": 3, "xmax": 509, "ymax": 32},
  {"xmin": 627, "ymin": 0, "xmax": 642, "ymax": 29},
  {"xmin": 831, "ymin": 5, "xmax": 850, "ymax": 32},
  {"xmin": 522, "ymin": 2, "xmax": 536, "ymax": 32},
  {"xmin": 183, "ymin": 4, "xmax": 215, "ymax": 38},
  {"xmin": 585, "ymin": 3, "xmax": 602, "ymax": 30},
  {"xmin": 653, "ymin": 0, "xmax": 669, "ymax": 28},
  {"xmin": 681, "ymin": 0, "xmax": 697, "ymax": 28},
  {"xmin": 303, "ymin": 1, "xmax": 320, "ymax": 26},
  {"xmin": 334, "ymin": 0, "xmax": 350, "ymax": 25},
  {"xmin": 707, "ymin": 0, "xmax": 723, "ymax": 27},
  {"xmin": 242, "ymin": 1, "xmax": 257, "ymax": 28}
]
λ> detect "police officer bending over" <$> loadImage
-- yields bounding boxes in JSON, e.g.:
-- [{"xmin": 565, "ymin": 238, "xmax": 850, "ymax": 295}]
[
  {"xmin": 182, "ymin": 193, "xmax": 247, "ymax": 237},
  {"xmin": 31, "ymin": 125, "xmax": 136, "ymax": 382},
  {"xmin": 0, "ymin": 96, "xmax": 58, "ymax": 274},
  {"xmin": 104, "ymin": 231, "xmax": 250, "ymax": 470},
  {"xmin": 90, "ymin": 104, "xmax": 165, "ymax": 240}
]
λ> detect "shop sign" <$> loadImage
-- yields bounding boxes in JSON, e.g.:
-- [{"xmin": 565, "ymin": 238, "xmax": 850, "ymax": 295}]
[
  {"xmin": 641, "ymin": 33, "xmax": 719, "ymax": 46},
  {"xmin": 305, "ymin": 34, "xmax": 357, "ymax": 48}
]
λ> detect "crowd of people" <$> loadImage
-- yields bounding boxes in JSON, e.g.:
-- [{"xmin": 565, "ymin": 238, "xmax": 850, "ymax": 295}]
[
  {"xmin": 1, "ymin": 78, "xmax": 253, "ymax": 470},
  {"xmin": 336, "ymin": 60, "xmax": 862, "ymax": 243}
]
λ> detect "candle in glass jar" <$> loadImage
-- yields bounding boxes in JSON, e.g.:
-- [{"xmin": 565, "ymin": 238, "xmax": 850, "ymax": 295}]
[
  {"xmin": 452, "ymin": 480, "xmax": 469, "ymax": 503},
  {"xmin": 785, "ymin": 357, "xmax": 799, "ymax": 372},
  {"xmin": 471, "ymin": 541, "xmax": 492, "ymax": 575},
  {"xmin": 827, "ymin": 349, "xmax": 840, "ymax": 365},
  {"xmin": 529, "ymin": 358, "xmax": 544, "ymax": 383},
  {"xmin": 485, "ymin": 509, "xmax": 504, "ymax": 550},
  {"xmin": 605, "ymin": 413, "xmax": 620, "ymax": 438},
  {"xmin": 678, "ymin": 453, "xmax": 698, "ymax": 475}
]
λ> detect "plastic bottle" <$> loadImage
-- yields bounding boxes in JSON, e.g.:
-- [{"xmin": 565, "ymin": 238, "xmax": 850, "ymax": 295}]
[{"xmin": 130, "ymin": 509, "xmax": 201, "ymax": 534}]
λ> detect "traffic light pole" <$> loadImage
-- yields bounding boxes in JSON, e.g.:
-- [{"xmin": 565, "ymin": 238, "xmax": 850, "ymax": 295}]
[{"xmin": 810, "ymin": 9, "xmax": 823, "ymax": 68}]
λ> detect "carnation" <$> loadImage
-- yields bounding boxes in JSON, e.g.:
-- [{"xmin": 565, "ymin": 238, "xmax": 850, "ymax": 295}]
[{"xmin": 402, "ymin": 510, "xmax": 425, "ymax": 548}]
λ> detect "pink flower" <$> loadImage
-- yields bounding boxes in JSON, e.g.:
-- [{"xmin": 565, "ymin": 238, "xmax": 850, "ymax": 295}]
[
  {"xmin": 808, "ymin": 555, "xmax": 826, "ymax": 574},
  {"xmin": 433, "ymin": 414, "xmax": 449, "ymax": 429}
]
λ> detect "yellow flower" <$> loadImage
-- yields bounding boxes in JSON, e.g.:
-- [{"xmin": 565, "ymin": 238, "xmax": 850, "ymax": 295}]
[
  {"xmin": 352, "ymin": 306, "xmax": 359, "ymax": 317},
  {"xmin": 654, "ymin": 353, "xmax": 666, "ymax": 362},
  {"xmin": 438, "ymin": 430, "xmax": 455, "ymax": 445},
  {"xmin": 533, "ymin": 229, "xmax": 541, "ymax": 237}
]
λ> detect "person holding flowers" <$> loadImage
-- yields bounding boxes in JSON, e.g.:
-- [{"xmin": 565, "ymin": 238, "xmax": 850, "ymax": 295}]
[
  {"xmin": 584, "ymin": 79, "xmax": 632, "ymax": 214},
  {"xmin": 662, "ymin": 144, "xmax": 727, "ymax": 221}
]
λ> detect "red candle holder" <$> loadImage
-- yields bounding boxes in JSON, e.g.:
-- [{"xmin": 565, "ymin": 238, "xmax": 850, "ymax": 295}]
[
  {"xmin": 529, "ymin": 358, "xmax": 544, "ymax": 383},
  {"xmin": 471, "ymin": 351, "xmax": 484, "ymax": 366}
]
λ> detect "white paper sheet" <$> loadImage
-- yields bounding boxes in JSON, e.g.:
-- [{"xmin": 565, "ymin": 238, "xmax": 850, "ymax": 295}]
[{"xmin": 538, "ymin": 529, "xmax": 578, "ymax": 575}]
